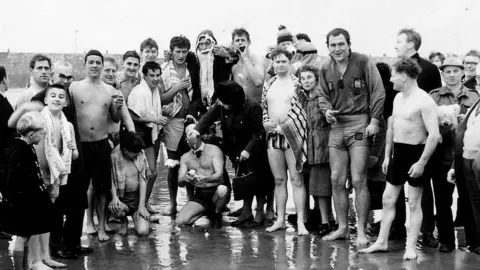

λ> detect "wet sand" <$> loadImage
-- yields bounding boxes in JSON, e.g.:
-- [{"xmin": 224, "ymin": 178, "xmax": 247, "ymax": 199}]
[
  {"xmin": 1, "ymin": 164, "xmax": 480, "ymax": 270},
  {"xmin": 1, "ymin": 89, "xmax": 480, "ymax": 269}
]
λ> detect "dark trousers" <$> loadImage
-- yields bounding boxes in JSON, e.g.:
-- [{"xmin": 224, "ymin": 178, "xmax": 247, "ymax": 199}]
[
  {"xmin": 50, "ymin": 186, "xmax": 86, "ymax": 250},
  {"xmin": 431, "ymin": 164, "xmax": 455, "ymax": 246},
  {"xmin": 464, "ymin": 158, "xmax": 480, "ymax": 247},
  {"xmin": 457, "ymin": 159, "xmax": 480, "ymax": 247}
]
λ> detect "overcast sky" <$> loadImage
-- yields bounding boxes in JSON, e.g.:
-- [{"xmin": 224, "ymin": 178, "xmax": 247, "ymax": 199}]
[{"xmin": 1, "ymin": 0, "xmax": 479, "ymax": 57}]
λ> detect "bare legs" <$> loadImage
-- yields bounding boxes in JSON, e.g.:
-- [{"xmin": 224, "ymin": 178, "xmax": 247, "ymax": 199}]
[
  {"xmin": 266, "ymin": 148, "xmax": 308, "ymax": 235},
  {"xmin": 96, "ymin": 191, "xmax": 109, "ymax": 242},
  {"xmin": 360, "ymin": 183, "xmax": 424, "ymax": 260},
  {"xmin": 85, "ymin": 183, "xmax": 96, "ymax": 235},
  {"xmin": 323, "ymin": 148, "xmax": 350, "ymax": 241},
  {"xmin": 144, "ymin": 146, "xmax": 158, "ymax": 213},
  {"xmin": 163, "ymin": 166, "xmax": 179, "ymax": 216},
  {"xmin": 323, "ymin": 146, "xmax": 370, "ymax": 246}
]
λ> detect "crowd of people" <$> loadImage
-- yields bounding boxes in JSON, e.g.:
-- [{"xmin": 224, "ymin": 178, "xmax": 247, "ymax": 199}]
[{"xmin": 1, "ymin": 25, "xmax": 480, "ymax": 269}]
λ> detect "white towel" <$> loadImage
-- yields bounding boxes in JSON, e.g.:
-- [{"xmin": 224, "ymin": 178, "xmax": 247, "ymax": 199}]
[
  {"xmin": 128, "ymin": 79, "xmax": 163, "ymax": 143},
  {"xmin": 41, "ymin": 107, "xmax": 72, "ymax": 185}
]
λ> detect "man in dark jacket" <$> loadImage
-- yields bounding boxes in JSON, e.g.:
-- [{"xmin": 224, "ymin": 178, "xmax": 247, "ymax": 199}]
[
  {"xmin": 194, "ymin": 81, "xmax": 274, "ymax": 226},
  {"xmin": 449, "ymin": 98, "xmax": 480, "ymax": 255},
  {"xmin": 462, "ymin": 50, "xmax": 480, "ymax": 89},
  {"xmin": 0, "ymin": 66, "xmax": 15, "ymax": 238}
]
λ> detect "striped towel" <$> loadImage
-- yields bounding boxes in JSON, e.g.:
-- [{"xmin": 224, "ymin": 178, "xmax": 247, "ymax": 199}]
[{"xmin": 262, "ymin": 74, "xmax": 308, "ymax": 173}]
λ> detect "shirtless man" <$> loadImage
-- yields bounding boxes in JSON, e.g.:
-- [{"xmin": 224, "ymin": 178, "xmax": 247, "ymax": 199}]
[
  {"xmin": 262, "ymin": 47, "xmax": 309, "ymax": 236},
  {"xmin": 318, "ymin": 28, "xmax": 385, "ymax": 246},
  {"xmin": 128, "ymin": 61, "xmax": 168, "ymax": 213},
  {"xmin": 231, "ymin": 28, "xmax": 265, "ymax": 103},
  {"xmin": 69, "ymin": 50, "xmax": 122, "ymax": 242},
  {"xmin": 117, "ymin": 50, "xmax": 141, "ymax": 102},
  {"xmin": 109, "ymin": 132, "xmax": 150, "ymax": 236},
  {"xmin": 175, "ymin": 124, "xmax": 229, "ymax": 229},
  {"xmin": 16, "ymin": 54, "xmax": 51, "ymax": 108},
  {"xmin": 360, "ymin": 58, "xmax": 440, "ymax": 260}
]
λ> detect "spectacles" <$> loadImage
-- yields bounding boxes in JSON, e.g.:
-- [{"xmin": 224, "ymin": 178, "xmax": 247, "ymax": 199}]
[
  {"xmin": 58, "ymin": 73, "xmax": 74, "ymax": 82},
  {"xmin": 464, "ymin": 62, "xmax": 479, "ymax": 66}
]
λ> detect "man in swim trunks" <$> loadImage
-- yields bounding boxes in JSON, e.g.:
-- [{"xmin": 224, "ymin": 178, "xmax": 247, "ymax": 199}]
[
  {"xmin": 318, "ymin": 28, "xmax": 385, "ymax": 246},
  {"xmin": 109, "ymin": 132, "xmax": 150, "ymax": 236},
  {"xmin": 69, "ymin": 50, "xmax": 122, "ymax": 242},
  {"xmin": 175, "ymin": 124, "xmax": 229, "ymax": 229},
  {"xmin": 359, "ymin": 58, "xmax": 440, "ymax": 260},
  {"xmin": 262, "ymin": 47, "xmax": 309, "ymax": 236}
]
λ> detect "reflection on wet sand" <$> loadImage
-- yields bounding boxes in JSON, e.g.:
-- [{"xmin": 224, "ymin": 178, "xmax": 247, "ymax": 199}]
[{"xmin": 1, "ymin": 165, "xmax": 480, "ymax": 269}]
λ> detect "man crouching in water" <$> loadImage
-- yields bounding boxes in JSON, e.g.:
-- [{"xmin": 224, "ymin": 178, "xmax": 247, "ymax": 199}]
[
  {"xmin": 108, "ymin": 132, "xmax": 150, "ymax": 236},
  {"xmin": 175, "ymin": 124, "xmax": 230, "ymax": 229}
]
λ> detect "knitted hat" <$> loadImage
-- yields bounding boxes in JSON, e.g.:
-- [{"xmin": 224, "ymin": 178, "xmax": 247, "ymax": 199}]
[{"xmin": 277, "ymin": 25, "xmax": 294, "ymax": 44}]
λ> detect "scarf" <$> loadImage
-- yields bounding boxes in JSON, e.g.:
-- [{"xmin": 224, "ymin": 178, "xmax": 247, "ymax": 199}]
[
  {"xmin": 262, "ymin": 74, "xmax": 308, "ymax": 173},
  {"xmin": 127, "ymin": 79, "xmax": 163, "ymax": 142},
  {"xmin": 161, "ymin": 60, "xmax": 193, "ymax": 117},
  {"xmin": 197, "ymin": 50, "xmax": 215, "ymax": 106},
  {"xmin": 41, "ymin": 107, "xmax": 72, "ymax": 185},
  {"xmin": 110, "ymin": 146, "xmax": 151, "ymax": 198}
]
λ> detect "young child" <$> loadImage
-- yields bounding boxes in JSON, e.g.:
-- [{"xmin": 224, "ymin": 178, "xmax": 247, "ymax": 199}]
[{"xmin": 4, "ymin": 111, "xmax": 66, "ymax": 269}]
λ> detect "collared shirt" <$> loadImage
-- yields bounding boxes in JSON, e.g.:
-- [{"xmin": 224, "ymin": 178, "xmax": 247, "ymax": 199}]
[
  {"xmin": 430, "ymin": 85, "xmax": 480, "ymax": 164},
  {"xmin": 318, "ymin": 52, "xmax": 385, "ymax": 120},
  {"xmin": 430, "ymin": 85, "xmax": 480, "ymax": 114},
  {"xmin": 410, "ymin": 53, "xmax": 442, "ymax": 93}
]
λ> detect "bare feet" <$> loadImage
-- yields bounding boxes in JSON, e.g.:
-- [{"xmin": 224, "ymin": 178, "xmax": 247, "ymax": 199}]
[
  {"xmin": 42, "ymin": 258, "xmax": 66, "ymax": 268},
  {"xmin": 98, "ymin": 230, "xmax": 110, "ymax": 242},
  {"xmin": 359, "ymin": 241, "xmax": 388, "ymax": 253},
  {"xmin": 297, "ymin": 222, "xmax": 309, "ymax": 236},
  {"xmin": 105, "ymin": 222, "xmax": 115, "ymax": 233},
  {"xmin": 266, "ymin": 220, "xmax": 286, "ymax": 233},
  {"xmin": 85, "ymin": 223, "xmax": 97, "ymax": 235},
  {"xmin": 322, "ymin": 228, "xmax": 350, "ymax": 241},
  {"xmin": 265, "ymin": 211, "xmax": 275, "ymax": 222},
  {"xmin": 356, "ymin": 232, "xmax": 370, "ymax": 247},
  {"xmin": 403, "ymin": 248, "xmax": 418, "ymax": 260},
  {"xmin": 161, "ymin": 205, "xmax": 177, "ymax": 216},
  {"xmin": 29, "ymin": 262, "xmax": 52, "ymax": 270},
  {"xmin": 118, "ymin": 220, "xmax": 128, "ymax": 235}
]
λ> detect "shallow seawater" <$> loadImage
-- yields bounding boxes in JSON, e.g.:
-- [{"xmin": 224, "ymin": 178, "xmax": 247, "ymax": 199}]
[{"xmin": 1, "ymin": 164, "xmax": 480, "ymax": 269}]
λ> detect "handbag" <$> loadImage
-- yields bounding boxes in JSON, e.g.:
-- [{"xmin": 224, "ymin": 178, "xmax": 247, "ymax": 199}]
[{"xmin": 232, "ymin": 160, "xmax": 257, "ymax": 201}]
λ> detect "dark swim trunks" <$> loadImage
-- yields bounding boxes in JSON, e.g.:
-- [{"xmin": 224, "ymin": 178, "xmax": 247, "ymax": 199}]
[
  {"xmin": 387, "ymin": 143, "xmax": 430, "ymax": 187},
  {"xmin": 121, "ymin": 191, "xmax": 140, "ymax": 215},
  {"xmin": 191, "ymin": 186, "xmax": 220, "ymax": 209},
  {"xmin": 81, "ymin": 138, "xmax": 112, "ymax": 192}
]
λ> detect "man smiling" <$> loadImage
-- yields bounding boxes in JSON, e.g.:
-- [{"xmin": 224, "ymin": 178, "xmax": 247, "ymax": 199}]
[
  {"xmin": 118, "ymin": 50, "xmax": 141, "ymax": 102},
  {"xmin": 318, "ymin": 28, "xmax": 385, "ymax": 247}
]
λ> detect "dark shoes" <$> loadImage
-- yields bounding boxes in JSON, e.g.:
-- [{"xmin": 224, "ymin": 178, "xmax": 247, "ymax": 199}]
[
  {"xmin": 52, "ymin": 248, "xmax": 78, "ymax": 260},
  {"xmin": 422, "ymin": 232, "xmax": 439, "ymax": 248},
  {"xmin": 439, "ymin": 244, "xmax": 455, "ymax": 253},
  {"xmin": 210, "ymin": 213, "xmax": 223, "ymax": 229},
  {"xmin": 231, "ymin": 216, "xmax": 253, "ymax": 227},
  {"xmin": 70, "ymin": 246, "xmax": 93, "ymax": 255},
  {"xmin": 317, "ymin": 224, "xmax": 333, "ymax": 237},
  {"xmin": 468, "ymin": 246, "xmax": 480, "ymax": 255}
]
